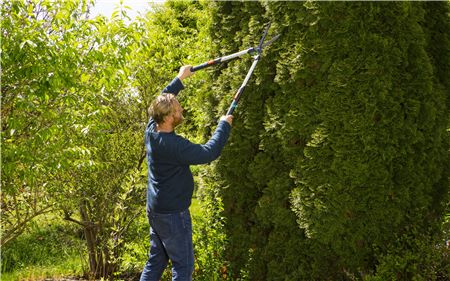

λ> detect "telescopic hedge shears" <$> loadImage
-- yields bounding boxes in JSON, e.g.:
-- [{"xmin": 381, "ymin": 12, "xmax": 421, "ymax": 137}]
[{"xmin": 190, "ymin": 23, "xmax": 280, "ymax": 115}]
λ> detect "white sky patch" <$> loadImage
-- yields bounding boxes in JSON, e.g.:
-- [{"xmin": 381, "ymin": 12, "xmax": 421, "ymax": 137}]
[{"xmin": 89, "ymin": 0, "xmax": 165, "ymax": 19}]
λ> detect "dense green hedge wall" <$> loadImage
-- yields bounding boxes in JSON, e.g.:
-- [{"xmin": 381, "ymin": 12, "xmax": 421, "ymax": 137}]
[{"xmin": 201, "ymin": 1, "xmax": 449, "ymax": 280}]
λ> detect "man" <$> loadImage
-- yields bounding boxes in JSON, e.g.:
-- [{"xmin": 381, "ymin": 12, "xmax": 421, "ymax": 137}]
[{"xmin": 140, "ymin": 65, "xmax": 233, "ymax": 281}]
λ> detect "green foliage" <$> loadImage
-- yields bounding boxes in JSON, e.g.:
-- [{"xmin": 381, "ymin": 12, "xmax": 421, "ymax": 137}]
[
  {"xmin": 117, "ymin": 213, "xmax": 150, "ymax": 277},
  {"xmin": 289, "ymin": 2, "xmax": 449, "ymax": 277},
  {"xmin": 131, "ymin": 0, "xmax": 214, "ymax": 143},
  {"xmin": 1, "ymin": 0, "xmax": 95, "ymax": 246},
  {"xmin": 3, "ymin": 0, "xmax": 448, "ymax": 280},
  {"xmin": 202, "ymin": 1, "xmax": 449, "ymax": 280},
  {"xmin": 2, "ymin": 0, "xmax": 222, "ymax": 279},
  {"xmin": 364, "ymin": 233, "xmax": 449, "ymax": 281},
  {"xmin": 2, "ymin": 0, "xmax": 147, "ymax": 277},
  {"xmin": 1, "ymin": 214, "xmax": 84, "ymax": 277},
  {"xmin": 193, "ymin": 165, "xmax": 229, "ymax": 280}
]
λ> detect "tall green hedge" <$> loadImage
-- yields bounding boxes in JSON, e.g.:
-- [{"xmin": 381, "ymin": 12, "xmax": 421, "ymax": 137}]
[{"xmin": 201, "ymin": 1, "xmax": 449, "ymax": 280}]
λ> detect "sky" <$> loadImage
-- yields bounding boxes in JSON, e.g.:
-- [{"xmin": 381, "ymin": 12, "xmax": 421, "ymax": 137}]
[{"xmin": 89, "ymin": 0, "xmax": 165, "ymax": 19}]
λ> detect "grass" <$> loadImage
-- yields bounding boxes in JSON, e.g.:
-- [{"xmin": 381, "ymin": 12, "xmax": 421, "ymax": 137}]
[
  {"xmin": 190, "ymin": 197, "xmax": 202, "ymax": 217},
  {"xmin": 1, "ymin": 255, "xmax": 84, "ymax": 281},
  {"xmin": 1, "ymin": 213, "xmax": 86, "ymax": 281}
]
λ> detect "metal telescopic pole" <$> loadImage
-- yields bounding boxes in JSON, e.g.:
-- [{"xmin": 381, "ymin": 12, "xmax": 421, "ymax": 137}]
[
  {"xmin": 226, "ymin": 54, "xmax": 260, "ymax": 115},
  {"xmin": 225, "ymin": 23, "xmax": 272, "ymax": 115}
]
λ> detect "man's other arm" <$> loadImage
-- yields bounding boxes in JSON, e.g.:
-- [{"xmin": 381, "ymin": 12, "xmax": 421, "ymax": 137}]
[{"xmin": 176, "ymin": 118, "xmax": 232, "ymax": 165}]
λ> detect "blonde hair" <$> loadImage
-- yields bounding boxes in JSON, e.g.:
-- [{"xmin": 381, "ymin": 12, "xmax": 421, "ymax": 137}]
[{"xmin": 148, "ymin": 93, "xmax": 177, "ymax": 124}]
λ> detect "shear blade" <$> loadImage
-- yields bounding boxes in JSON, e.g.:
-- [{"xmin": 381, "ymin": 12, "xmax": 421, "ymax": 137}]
[{"xmin": 261, "ymin": 34, "xmax": 281, "ymax": 49}]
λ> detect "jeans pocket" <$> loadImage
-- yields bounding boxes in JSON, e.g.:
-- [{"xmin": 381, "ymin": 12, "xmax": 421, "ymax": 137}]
[
  {"xmin": 150, "ymin": 212, "xmax": 173, "ymax": 237},
  {"xmin": 169, "ymin": 210, "xmax": 189, "ymax": 235}
]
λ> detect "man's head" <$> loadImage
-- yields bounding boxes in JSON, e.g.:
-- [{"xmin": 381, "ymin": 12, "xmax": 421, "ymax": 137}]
[{"xmin": 149, "ymin": 93, "xmax": 184, "ymax": 129}]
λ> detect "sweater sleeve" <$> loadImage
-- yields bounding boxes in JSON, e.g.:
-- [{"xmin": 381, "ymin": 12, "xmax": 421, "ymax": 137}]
[
  {"xmin": 176, "ymin": 120, "xmax": 231, "ymax": 165},
  {"xmin": 161, "ymin": 77, "xmax": 184, "ymax": 96}
]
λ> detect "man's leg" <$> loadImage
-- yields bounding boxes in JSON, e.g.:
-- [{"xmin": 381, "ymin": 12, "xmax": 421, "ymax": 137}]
[
  {"xmin": 164, "ymin": 210, "xmax": 194, "ymax": 281},
  {"xmin": 140, "ymin": 217, "xmax": 169, "ymax": 280}
]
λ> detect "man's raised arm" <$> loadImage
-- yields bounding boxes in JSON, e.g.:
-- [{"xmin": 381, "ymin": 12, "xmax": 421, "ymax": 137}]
[{"xmin": 161, "ymin": 65, "xmax": 194, "ymax": 96}]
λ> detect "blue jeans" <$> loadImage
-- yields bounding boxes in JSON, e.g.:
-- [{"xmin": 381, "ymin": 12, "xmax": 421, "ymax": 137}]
[{"xmin": 140, "ymin": 209, "xmax": 194, "ymax": 281}]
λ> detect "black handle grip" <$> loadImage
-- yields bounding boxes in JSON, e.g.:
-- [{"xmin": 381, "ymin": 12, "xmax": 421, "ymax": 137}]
[
  {"xmin": 191, "ymin": 58, "xmax": 221, "ymax": 72},
  {"xmin": 191, "ymin": 63, "xmax": 210, "ymax": 72}
]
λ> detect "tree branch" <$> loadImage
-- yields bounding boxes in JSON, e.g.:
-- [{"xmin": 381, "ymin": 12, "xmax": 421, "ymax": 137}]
[
  {"xmin": 1, "ymin": 204, "xmax": 55, "ymax": 247},
  {"xmin": 63, "ymin": 211, "xmax": 87, "ymax": 227}
]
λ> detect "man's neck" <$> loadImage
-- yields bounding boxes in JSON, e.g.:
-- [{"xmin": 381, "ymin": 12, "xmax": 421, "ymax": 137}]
[{"xmin": 156, "ymin": 122, "xmax": 174, "ymax": 133}]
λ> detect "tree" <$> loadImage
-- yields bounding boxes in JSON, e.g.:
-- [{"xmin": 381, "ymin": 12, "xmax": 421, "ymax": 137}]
[
  {"xmin": 1, "ymin": 0, "xmax": 94, "ymax": 246},
  {"xmin": 2, "ymin": 1, "xmax": 146, "ymax": 277},
  {"xmin": 202, "ymin": 1, "xmax": 449, "ymax": 279},
  {"xmin": 50, "ymin": 7, "xmax": 146, "ymax": 278},
  {"xmin": 289, "ymin": 2, "xmax": 449, "ymax": 278}
]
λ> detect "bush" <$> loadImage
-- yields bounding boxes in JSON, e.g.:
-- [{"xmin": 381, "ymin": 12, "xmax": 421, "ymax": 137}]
[
  {"xmin": 192, "ymin": 164, "xmax": 230, "ymax": 280},
  {"xmin": 364, "ymin": 234, "xmax": 449, "ymax": 281},
  {"xmin": 201, "ymin": 1, "xmax": 449, "ymax": 279}
]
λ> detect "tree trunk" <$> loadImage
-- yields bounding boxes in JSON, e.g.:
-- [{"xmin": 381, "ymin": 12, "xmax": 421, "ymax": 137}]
[
  {"xmin": 80, "ymin": 202, "xmax": 99, "ymax": 277},
  {"xmin": 79, "ymin": 201, "xmax": 118, "ymax": 278}
]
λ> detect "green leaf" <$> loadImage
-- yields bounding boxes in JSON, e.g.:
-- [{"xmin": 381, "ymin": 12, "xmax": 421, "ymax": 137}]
[{"xmin": 19, "ymin": 40, "xmax": 37, "ymax": 49}]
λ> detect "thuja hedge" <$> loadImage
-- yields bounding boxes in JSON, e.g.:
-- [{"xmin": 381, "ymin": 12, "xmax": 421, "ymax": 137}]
[{"xmin": 199, "ymin": 1, "xmax": 449, "ymax": 280}]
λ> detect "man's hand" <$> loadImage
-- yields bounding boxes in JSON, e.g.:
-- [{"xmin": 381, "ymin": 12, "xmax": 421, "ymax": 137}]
[
  {"xmin": 177, "ymin": 65, "xmax": 194, "ymax": 81},
  {"xmin": 220, "ymin": 115, "xmax": 233, "ymax": 125}
]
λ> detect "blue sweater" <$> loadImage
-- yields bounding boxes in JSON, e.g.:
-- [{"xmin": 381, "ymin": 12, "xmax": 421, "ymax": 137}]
[{"xmin": 145, "ymin": 77, "xmax": 231, "ymax": 213}]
